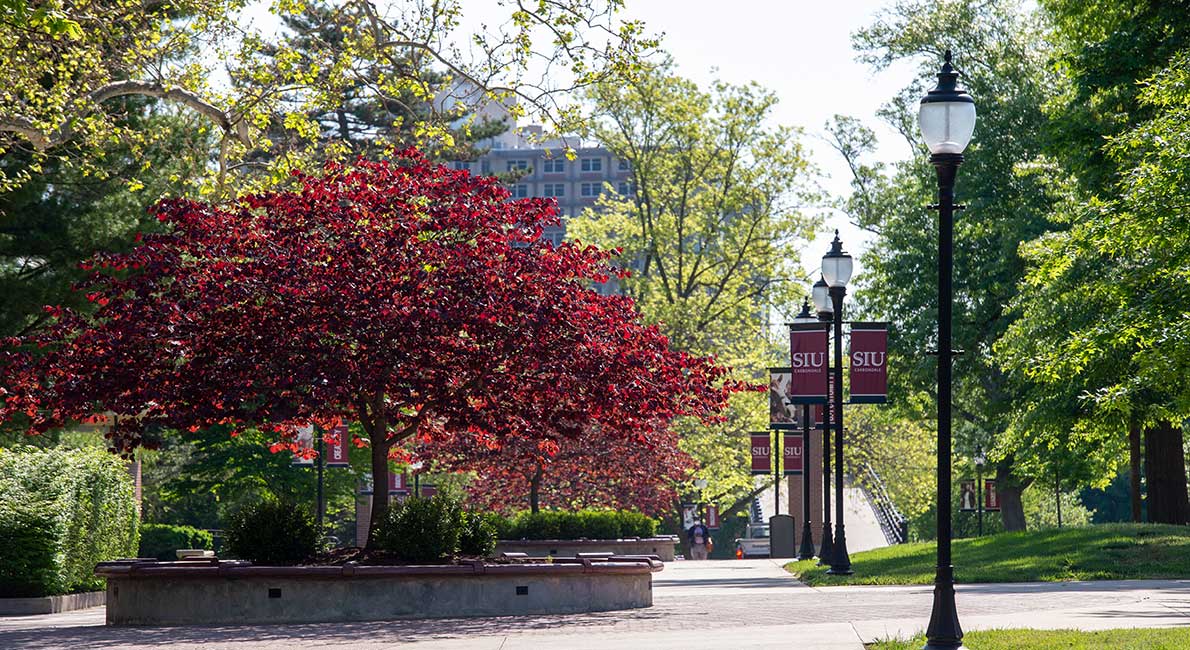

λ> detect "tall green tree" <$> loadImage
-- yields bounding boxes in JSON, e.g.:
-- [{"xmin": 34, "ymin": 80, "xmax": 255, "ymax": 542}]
[
  {"xmin": 568, "ymin": 60, "xmax": 818, "ymax": 525},
  {"xmin": 842, "ymin": 0, "xmax": 1060, "ymax": 529},
  {"xmin": 998, "ymin": 51, "xmax": 1190, "ymax": 525}
]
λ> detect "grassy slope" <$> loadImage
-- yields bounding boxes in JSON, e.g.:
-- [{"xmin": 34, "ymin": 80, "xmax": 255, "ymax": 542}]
[
  {"xmin": 869, "ymin": 628, "xmax": 1190, "ymax": 650},
  {"xmin": 786, "ymin": 523, "xmax": 1190, "ymax": 586}
]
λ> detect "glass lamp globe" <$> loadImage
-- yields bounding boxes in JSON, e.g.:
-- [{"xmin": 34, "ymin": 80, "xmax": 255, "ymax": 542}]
[
  {"xmin": 918, "ymin": 50, "xmax": 977, "ymax": 155},
  {"xmin": 821, "ymin": 230, "xmax": 853, "ymax": 289},
  {"xmin": 811, "ymin": 277, "xmax": 831, "ymax": 314}
]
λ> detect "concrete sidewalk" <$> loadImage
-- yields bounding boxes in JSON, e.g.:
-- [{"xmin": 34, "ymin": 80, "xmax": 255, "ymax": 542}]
[{"xmin": 2, "ymin": 560, "xmax": 1187, "ymax": 649}]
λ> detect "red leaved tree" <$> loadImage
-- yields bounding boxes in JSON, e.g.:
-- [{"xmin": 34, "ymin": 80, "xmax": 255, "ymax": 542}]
[
  {"xmin": 0, "ymin": 152, "xmax": 738, "ymax": 547},
  {"xmin": 423, "ymin": 416, "xmax": 698, "ymax": 516}
]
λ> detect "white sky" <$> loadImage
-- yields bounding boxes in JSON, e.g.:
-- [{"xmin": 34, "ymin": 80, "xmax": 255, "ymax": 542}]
[{"xmin": 620, "ymin": 0, "xmax": 919, "ymax": 282}]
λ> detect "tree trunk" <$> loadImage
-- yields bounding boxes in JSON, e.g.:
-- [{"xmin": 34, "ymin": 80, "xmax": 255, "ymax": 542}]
[
  {"xmin": 363, "ymin": 402, "xmax": 391, "ymax": 551},
  {"xmin": 1144, "ymin": 421, "xmax": 1189, "ymax": 525},
  {"xmin": 529, "ymin": 464, "xmax": 542, "ymax": 514},
  {"xmin": 995, "ymin": 460, "xmax": 1030, "ymax": 532},
  {"xmin": 365, "ymin": 436, "xmax": 390, "ymax": 549},
  {"xmin": 1129, "ymin": 415, "xmax": 1143, "ymax": 523}
]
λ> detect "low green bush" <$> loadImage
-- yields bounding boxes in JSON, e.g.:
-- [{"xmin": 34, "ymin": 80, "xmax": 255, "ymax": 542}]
[
  {"xmin": 499, "ymin": 509, "xmax": 659, "ymax": 540},
  {"xmin": 0, "ymin": 503, "xmax": 64, "ymax": 597},
  {"xmin": 373, "ymin": 495, "xmax": 463, "ymax": 563},
  {"xmin": 459, "ymin": 512, "xmax": 498, "ymax": 557},
  {"xmin": 224, "ymin": 499, "xmax": 316, "ymax": 565},
  {"xmin": 0, "ymin": 446, "xmax": 139, "ymax": 597},
  {"xmin": 138, "ymin": 523, "xmax": 214, "ymax": 561}
]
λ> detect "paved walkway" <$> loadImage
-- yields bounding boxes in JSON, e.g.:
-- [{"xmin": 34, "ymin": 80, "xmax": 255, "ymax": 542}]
[
  {"xmin": 759, "ymin": 478, "xmax": 891, "ymax": 554},
  {"xmin": 2, "ymin": 560, "xmax": 1188, "ymax": 649}
]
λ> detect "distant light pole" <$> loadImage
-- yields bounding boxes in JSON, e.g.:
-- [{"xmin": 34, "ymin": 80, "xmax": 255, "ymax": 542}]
[
  {"xmin": 974, "ymin": 446, "xmax": 986, "ymax": 537},
  {"xmin": 811, "ymin": 276, "xmax": 834, "ymax": 565},
  {"xmin": 793, "ymin": 298, "xmax": 818, "ymax": 560},
  {"xmin": 919, "ymin": 49, "xmax": 977, "ymax": 650},
  {"xmin": 822, "ymin": 231, "xmax": 854, "ymax": 576}
]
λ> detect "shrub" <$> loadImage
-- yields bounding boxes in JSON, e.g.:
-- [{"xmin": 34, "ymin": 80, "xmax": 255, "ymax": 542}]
[
  {"xmin": 499, "ymin": 509, "xmax": 659, "ymax": 540},
  {"xmin": 224, "ymin": 499, "xmax": 316, "ymax": 565},
  {"xmin": 373, "ymin": 495, "xmax": 463, "ymax": 563},
  {"xmin": 459, "ymin": 512, "xmax": 498, "ymax": 557},
  {"xmin": 0, "ymin": 446, "xmax": 139, "ymax": 596},
  {"xmin": 138, "ymin": 523, "xmax": 214, "ymax": 561},
  {"xmin": 0, "ymin": 502, "xmax": 64, "ymax": 598},
  {"xmin": 616, "ymin": 510, "xmax": 659, "ymax": 538}
]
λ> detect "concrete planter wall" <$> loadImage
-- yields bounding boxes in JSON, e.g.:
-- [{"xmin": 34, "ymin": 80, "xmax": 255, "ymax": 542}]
[
  {"xmin": 496, "ymin": 536, "xmax": 679, "ymax": 562},
  {"xmin": 95, "ymin": 556, "xmax": 662, "ymax": 625},
  {"xmin": 0, "ymin": 590, "xmax": 105, "ymax": 616}
]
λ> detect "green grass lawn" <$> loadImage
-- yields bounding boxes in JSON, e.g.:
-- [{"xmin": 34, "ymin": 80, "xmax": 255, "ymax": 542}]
[
  {"xmin": 868, "ymin": 628, "xmax": 1190, "ymax": 649},
  {"xmin": 786, "ymin": 523, "xmax": 1190, "ymax": 586}
]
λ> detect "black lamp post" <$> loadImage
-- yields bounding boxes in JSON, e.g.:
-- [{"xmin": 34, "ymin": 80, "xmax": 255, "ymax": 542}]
[
  {"xmin": 811, "ymin": 276, "xmax": 833, "ymax": 565},
  {"xmin": 792, "ymin": 298, "xmax": 818, "ymax": 560},
  {"xmin": 920, "ymin": 50, "xmax": 977, "ymax": 650},
  {"xmin": 823, "ymin": 231, "xmax": 854, "ymax": 576}
]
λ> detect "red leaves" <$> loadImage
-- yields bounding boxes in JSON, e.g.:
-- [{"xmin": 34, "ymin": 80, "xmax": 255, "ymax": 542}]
[{"xmin": 0, "ymin": 152, "xmax": 740, "ymax": 470}]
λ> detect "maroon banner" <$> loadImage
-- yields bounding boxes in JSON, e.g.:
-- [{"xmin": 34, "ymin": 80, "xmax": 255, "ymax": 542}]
[
  {"xmin": 750, "ymin": 433, "xmax": 772, "ymax": 475},
  {"xmin": 420, "ymin": 484, "xmax": 438, "ymax": 498},
  {"xmin": 813, "ymin": 372, "xmax": 837, "ymax": 430},
  {"xmin": 850, "ymin": 323, "xmax": 889, "ymax": 403},
  {"xmin": 782, "ymin": 434, "xmax": 803, "ymax": 475},
  {"xmin": 326, "ymin": 424, "xmax": 351, "ymax": 467},
  {"xmin": 705, "ymin": 504, "xmax": 720, "ymax": 530},
  {"xmin": 388, "ymin": 470, "xmax": 407, "ymax": 494},
  {"xmin": 788, "ymin": 324, "xmax": 829, "ymax": 404},
  {"xmin": 984, "ymin": 479, "xmax": 1001, "ymax": 511}
]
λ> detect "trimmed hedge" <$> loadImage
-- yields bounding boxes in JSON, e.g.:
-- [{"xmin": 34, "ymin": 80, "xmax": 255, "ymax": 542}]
[
  {"xmin": 0, "ymin": 446, "xmax": 140, "ymax": 597},
  {"xmin": 224, "ymin": 499, "xmax": 316, "ymax": 566},
  {"xmin": 372, "ymin": 496, "xmax": 499, "ymax": 562},
  {"xmin": 138, "ymin": 523, "xmax": 214, "ymax": 561},
  {"xmin": 499, "ymin": 509, "xmax": 659, "ymax": 540}
]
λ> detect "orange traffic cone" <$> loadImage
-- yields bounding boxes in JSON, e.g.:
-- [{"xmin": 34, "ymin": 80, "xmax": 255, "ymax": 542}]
[{"xmin": 735, "ymin": 547, "xmax": 743, "ymax": 559}]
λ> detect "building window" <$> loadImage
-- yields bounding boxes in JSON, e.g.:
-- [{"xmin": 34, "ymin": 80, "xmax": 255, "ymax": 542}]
[
  {"xmin": 542, "ymin": 228, "xmax": 565, "ymax": 247},
  {"xmin": 506, "ymin": 159, "xmax": 529, "ymax": 172},
  {"xmin": 480, "ymin": 160, "xmax": 491, "ymax": 174},
  {"xmin": 580, "ymin": 158, "xmax": 603, "ymax": 172},
  {"xmin": 580, "ymin": 182, "xmax": 601, "ymax": 197},
  {"xmin": 617, "ymin": 159, "xmax": 631, "ymax": 171},
  {"xmin": 543, "ymin": 183, "xmax": 566, "ymax": 198},
  {"xmin": 543, "ymin": 158, "xmax": 565, "ymax": 173},
  {"xmin": 452, "ymin": 161, "xmax": 471, "ymax": 171},
  {"xmin": 617, "ymin": 181, "xmax": 635, "ymax": 196},
  {"xmin": 510, "ymin": 184, "xmax": 529, "ymax": 198}
]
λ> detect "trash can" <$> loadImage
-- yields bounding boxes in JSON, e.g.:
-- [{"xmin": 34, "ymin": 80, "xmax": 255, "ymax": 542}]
[{"xmin": 769, "ymin": 514, "xmax": 796, "ymax": 558}]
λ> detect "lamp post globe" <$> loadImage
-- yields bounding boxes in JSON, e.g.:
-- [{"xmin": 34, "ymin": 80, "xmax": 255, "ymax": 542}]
[
  {"xmin": 822, "ymin": 230, "xmax": 854, "ymax": 289},
  {"xmin": 920, "ymin": 49, "xmax": 976, "ymax": 650},
  {"xmin": 918, "ymin": 51, "xmax": 976, "ymax": 156},
  {"xmin": 812, "ymin": 277, "xmax": 832, "ymax": 316}
]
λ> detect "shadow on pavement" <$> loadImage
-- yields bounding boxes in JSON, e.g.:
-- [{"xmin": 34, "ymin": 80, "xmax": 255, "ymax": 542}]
[{"xmin": 0, "ymin": 610, "xmax": 670, "ymax": 650}]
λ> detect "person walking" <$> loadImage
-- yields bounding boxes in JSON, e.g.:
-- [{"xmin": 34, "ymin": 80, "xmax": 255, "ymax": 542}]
[{"xmin": 688, "ymin": 519, "xmax": 711, "ymax": 560}]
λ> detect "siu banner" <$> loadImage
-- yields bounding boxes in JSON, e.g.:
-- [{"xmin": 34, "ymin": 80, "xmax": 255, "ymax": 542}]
[
  {"xmin": 788, "ymin": 323, "xmax": 829, "ymax": 404},
  {"xmin": 751, "ymin": 433, "xmax": 772, "ymax": 475},
  {"xmin": 849, "ymin": 323, "xmax": 888, "ymax": 404}
]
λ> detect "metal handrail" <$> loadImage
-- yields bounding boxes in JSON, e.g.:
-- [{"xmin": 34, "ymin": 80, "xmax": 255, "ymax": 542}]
[{"xmin": 862, "ymin": 463, "xmax": 909, "ymax": 544}]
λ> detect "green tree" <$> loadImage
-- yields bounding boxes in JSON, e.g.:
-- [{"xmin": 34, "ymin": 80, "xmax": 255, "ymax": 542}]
[
  {"xmin": 997, "ymin": 51, "xmax": 1190, "ymax": 525},
  {"xmin": 568, "ymin": 60, "xmax": 818, "ymax": 527},
  {"xmin": 843, "ymin": 0, "xmax": 1060, "ymax": 530}
]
